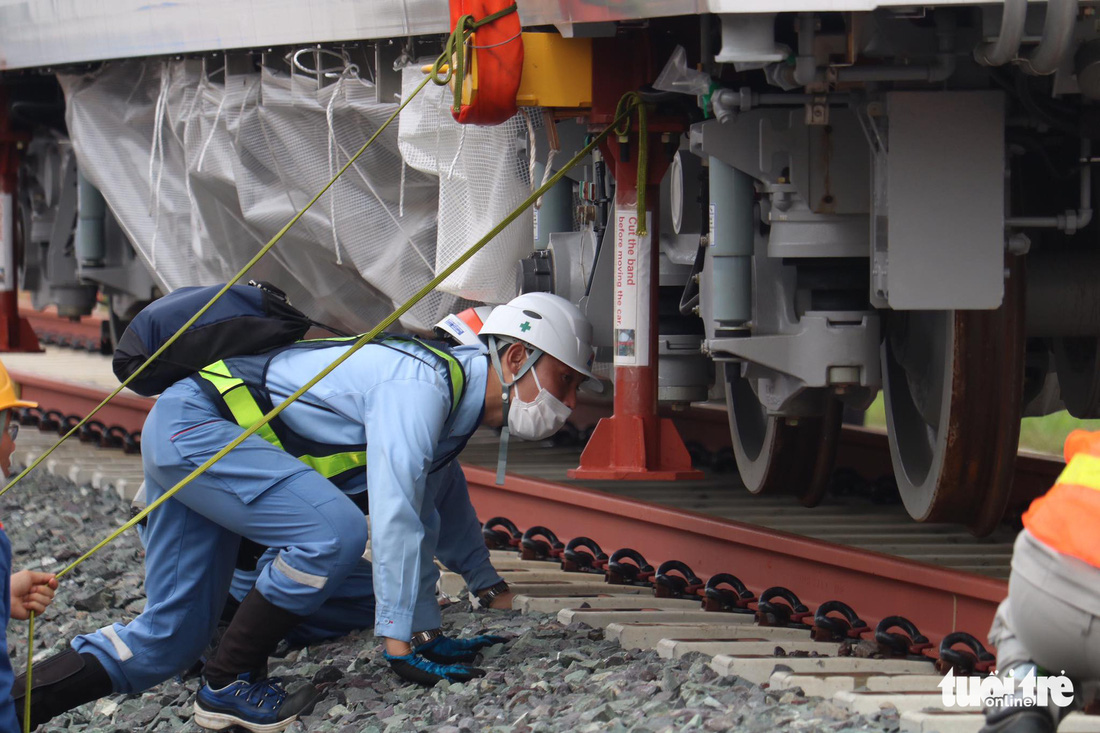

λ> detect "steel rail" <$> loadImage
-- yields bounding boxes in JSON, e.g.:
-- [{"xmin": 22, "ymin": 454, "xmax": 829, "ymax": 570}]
[
  {"xmin": 9, "ymin": 371, "xmax": 152, "ymax": 435},
  {"xmin": 573, "ymin": 398, "xmax": 1059, "ymax": 512},
  {"xmin": 461, "ymin": 464, "xmax": 1007, "ymax": 647},
  {"xmin": 22, "ymin": 308, "xmax": 106, "ymax": 350},
  {"xmin": 12, "ymin": 372, "xmax": 1066, "ymax": 649}
]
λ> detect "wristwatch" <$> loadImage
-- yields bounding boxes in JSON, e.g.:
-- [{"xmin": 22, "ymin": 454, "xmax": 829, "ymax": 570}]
[
  {"xmin": 473, "ymin": 580, "xmax": 510, "ymax": 609},
  {"xmin": 410, "ymin": 627, "xmax": 443, "ymax": 647}
]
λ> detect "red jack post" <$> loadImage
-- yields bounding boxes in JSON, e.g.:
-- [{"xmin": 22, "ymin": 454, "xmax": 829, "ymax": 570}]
[
  {"xmin": 568, "ymin": 124, "xmax": 702, "ymax": 482},
  {"xmin": 0, "ymin": 86, "xmax": 42, "ymax": 354}
]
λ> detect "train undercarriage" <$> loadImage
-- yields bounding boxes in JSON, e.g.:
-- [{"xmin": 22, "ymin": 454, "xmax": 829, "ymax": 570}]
[{"xmin": 1, "ymin": 0, "xmax": 1098, "ymax": 534}]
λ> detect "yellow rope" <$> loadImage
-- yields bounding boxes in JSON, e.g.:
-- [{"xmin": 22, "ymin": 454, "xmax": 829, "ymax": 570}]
[
  {"xmin": 0, "ymin": 75, "xmax": 437, "ymax": 502},
  {"xmin": 6, "ymin": 6, "xmax": 517, "ymax": 505},
  {"xmin": 22, "ymin": 611, "xmax": 33, "ymax": 729},
  {"xmin": 21, "ymin": 97, "xmax": 640, "ymax": 731},
  {"xmin": 53, "ymin": 104, "xmax": 633, "ymax": 582},
  {"xmin": 7, "ymin": 10, "xmax": 514, "ymax": 504}
]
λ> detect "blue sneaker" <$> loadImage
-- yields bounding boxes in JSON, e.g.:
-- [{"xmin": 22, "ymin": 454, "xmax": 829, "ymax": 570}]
[{"xmin": 194, "ymin": 673, "xmax": 319, "ymax": 732}]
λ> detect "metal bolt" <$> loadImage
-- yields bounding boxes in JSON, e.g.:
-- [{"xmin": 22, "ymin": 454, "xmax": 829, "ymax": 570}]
[{"xmin": 1006, "ymin": 232, "xmax": 1031, "ymax": 255}]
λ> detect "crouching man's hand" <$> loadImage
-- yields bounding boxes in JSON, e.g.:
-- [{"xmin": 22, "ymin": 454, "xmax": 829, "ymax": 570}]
[
  {"xmin": 382, "ymin": 635, "xmax": 486, "ymax": 686},
  {"xmin": 416, "ymin": 634, "xmax": 508, "ymax": 665}
]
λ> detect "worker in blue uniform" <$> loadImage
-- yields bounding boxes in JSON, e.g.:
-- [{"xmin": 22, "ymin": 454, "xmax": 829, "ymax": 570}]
[
  {"xmin": 0, "ymin": 362, "xmax": 60, "ymax": 733},
  {"xmin": 222, "ymin": 458, "xmax": 511, "ymax": 648},
  {"xmin": 15, "ymin": 291, "xmax": 595, "ymax": 733},
  {"xmin": 219, "ymin": 306, "xmax": 509, "ymax": 647}
]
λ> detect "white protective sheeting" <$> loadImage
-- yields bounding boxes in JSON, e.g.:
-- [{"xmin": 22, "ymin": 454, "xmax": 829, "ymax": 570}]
[
  {"xmin": 398, "ymin": 66, "xmax": 533, "ymax": 304},
  {"xmin": 59, "ymin": 59, "xmax": 533, "ymax": 331}
]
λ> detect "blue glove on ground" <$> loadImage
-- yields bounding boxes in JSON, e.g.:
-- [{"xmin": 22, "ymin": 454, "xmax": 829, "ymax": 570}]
[
  {"xmin": 415, "ymin": 634, "xmax": 509, "ymax": 665},
  {"xmin": 383, "ymin": 651, "xmax": 486, "ymax": 686}
]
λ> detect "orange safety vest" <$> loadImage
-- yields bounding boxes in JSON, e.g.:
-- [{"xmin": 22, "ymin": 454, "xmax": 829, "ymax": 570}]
[{"xmin": 1023, "ymin": 430, "xmax": 1100, "ymax": 568}]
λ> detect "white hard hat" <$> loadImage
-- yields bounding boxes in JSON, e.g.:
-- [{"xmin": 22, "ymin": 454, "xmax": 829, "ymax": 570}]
[
  {"xmin": 480, "ymin": 292, "xmax": 597, "ymax": 379},
  {"xmin": 434, "ymin": 306, "xmax": 494, "ymax": 346}
]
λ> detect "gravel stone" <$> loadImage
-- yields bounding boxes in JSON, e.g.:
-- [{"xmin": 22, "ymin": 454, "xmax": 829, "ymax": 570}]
[{"xmin": 8, "ymin": 463, "xmax": 900, "ymax": 732}]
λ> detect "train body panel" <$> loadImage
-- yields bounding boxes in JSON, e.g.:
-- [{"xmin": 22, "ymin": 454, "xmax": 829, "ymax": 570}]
[{"xmin": 1, "ymin": 0, "xmax": 996, "ymax": 71}]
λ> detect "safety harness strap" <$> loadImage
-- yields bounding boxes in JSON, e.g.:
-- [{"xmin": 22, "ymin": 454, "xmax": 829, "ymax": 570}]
[
  {"xmin": 202, "ymin": 361, "xmax": 285, "ymax": 451},
  {"xmin": 298, "ymin": 450, "xmax": 367, "ymax": 479},
  {"xmin": 196, "ymin": 337, "xmax": 467, "ymax": 481},
  {"xmin": 295, "ymin": 334, "xmax": 467, "ymax": 414},
  {"xmin": 198, "ymin": 359, "xmax": 367, "ymax": 481}
]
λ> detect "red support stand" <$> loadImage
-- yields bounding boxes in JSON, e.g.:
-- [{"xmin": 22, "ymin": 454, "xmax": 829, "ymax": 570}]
[
  {"xmin": 0, "ymin": 87, "xmax": 42, "ymax": 354},
  {"xmin": 569, "ymin": 97, "xmax": 701, "ymax": 481}
]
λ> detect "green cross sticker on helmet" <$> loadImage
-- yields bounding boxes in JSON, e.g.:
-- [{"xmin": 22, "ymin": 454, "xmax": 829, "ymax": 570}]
[{"xmin": 480, "ymin": 292, "xmax": 598, "ymax": 380}]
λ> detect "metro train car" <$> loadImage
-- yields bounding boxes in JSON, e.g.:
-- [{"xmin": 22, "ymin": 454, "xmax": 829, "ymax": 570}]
[{"xmin": 0, "ymin": 0, "xmax": 1095, "ymax": 535}]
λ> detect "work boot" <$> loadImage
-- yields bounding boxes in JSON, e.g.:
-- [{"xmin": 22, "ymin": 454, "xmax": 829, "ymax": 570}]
[
  {"xmin": 195, "ymin": 588, "xmax": 318, "ymax": 733},
  {"xmin": 979, "ymin": 708, "xmax": 1056, "ymax": 733},
  {"xmin": 194, "ymin": 672, "xmax": 321, "ymax": 732},
  {"xmin": 979, "ymin": 663, "xmax": 1064, "ymax": 733},
  {"xmin": 12, "ymin": 648, "xmax": 114, "ymax": 730},
  {"xmin": 180, "ymin": 592, "xmax": 246, "ymax": 682}
]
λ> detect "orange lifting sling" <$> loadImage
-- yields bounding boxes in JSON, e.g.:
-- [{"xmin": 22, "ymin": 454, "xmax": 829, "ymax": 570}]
[{"xmin": 448, "ymin": 0, "xmax": 524, "ymax": 125}]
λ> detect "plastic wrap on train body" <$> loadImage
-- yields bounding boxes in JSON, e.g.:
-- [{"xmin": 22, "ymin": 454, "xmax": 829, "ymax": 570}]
[{"xmin": 59, "ymin": 59, "xmax": 536, "ymax": 332}]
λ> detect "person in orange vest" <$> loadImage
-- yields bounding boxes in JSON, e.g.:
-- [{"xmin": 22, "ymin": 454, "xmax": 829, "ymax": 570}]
[
  {"xmin": 983, "ymin": 429, "xmax": 1100, "ymax": 733},
  {"xmin": 0, "ymin": 361, "xmax": 59, "ymax": 733}
]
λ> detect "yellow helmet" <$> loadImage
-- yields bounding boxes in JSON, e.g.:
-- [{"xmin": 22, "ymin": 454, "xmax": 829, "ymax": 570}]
[{"xmin": 0, "ymin": 360, "xmax": 37, "ymax": 412}]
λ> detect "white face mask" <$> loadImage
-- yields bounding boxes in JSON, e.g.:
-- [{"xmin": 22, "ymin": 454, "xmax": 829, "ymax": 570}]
[{"xmin": 507, "ymin": 366, "xmax": 571, "ymax": 441}]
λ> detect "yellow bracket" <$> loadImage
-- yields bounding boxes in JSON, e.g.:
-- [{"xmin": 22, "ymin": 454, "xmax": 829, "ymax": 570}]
[
  {"xmin": 424, "ymin": 32, "xmax": 592, "ymax": 112},
  {"xmin": 516, "ymin": 33, "xmax": 592, "ymax": 109}
]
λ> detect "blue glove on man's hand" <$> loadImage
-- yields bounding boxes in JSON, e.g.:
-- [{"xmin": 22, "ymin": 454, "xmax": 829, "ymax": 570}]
[
  {"xmin": 416, "ymin": 634, "xmax": 509, "ymax": 665},
  {"xmin": 383, "ymin": 651, "xmax": 486, "ymax": 687}
]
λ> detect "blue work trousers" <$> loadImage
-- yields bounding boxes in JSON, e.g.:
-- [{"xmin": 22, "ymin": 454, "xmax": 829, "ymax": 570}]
[
  {"xmin": 73, "ymin": 380, "xmax": 369, "ymax": 694},
  {"xmin": 231, "ymin": 550, "xmax": 375, "ymax": 648}
]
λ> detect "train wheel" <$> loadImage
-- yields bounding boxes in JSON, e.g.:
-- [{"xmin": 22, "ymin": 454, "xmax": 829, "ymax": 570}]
[
  {"xmin": 723, "ymin": 363, "xmax": 842, "ymax": 507},
  {"xmin": 881, "ymin": 258, "xmax": 1025, "ymax": 535}
]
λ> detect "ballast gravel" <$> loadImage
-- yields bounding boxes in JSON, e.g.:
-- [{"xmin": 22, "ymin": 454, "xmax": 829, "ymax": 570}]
[{"xmin": 6, "ymin": 466, "xmax": 900, "ymax": 733}]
